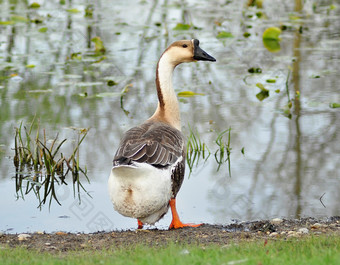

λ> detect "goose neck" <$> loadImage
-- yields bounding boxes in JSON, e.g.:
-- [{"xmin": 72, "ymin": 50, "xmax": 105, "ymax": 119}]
[{"xmin": 152, "ymin": 52, "xmax": 181, "ymax": 130}]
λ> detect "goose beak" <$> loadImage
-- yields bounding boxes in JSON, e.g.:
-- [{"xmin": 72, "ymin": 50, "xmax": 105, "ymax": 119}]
[{"xmin": 193, "ymin": 39, "xmax": 216, "ymax": 62}]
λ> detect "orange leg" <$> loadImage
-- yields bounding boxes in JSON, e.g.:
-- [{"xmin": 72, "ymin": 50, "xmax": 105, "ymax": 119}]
[
  {"xmin": 168, "ymin": 198, "xmax": 202, "ymax": 229},
  {"xmin": 137, "ymin": 219, "xmax": 144, "ymax": 229}
]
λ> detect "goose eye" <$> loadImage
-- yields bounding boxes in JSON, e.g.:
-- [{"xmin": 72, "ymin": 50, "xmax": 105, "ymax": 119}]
[{"xmin": 182, "ymin": 44, "xmax": 188, "ymax": 48}]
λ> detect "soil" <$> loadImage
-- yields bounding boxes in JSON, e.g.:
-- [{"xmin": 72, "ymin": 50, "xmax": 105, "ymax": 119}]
[{"xmin": 1, "ymin": 217, "xmax": 339, "ymax": 252}]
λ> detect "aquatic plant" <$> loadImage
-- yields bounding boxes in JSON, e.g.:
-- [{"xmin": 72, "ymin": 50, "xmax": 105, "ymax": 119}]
[
  {"xmin": 186, "ymin": 125, "xmax": 211, "ymax": 174},
  {"xmin": 186, "ymin": 125, "xmax": 233, "ymax": 177},
  {"xmin": 13, "ymin": 117, "xmax": 90, "ymax": 209},
  {"xmin": 214, "ymin": 128, "xmax": 232, "ymax": 177}
]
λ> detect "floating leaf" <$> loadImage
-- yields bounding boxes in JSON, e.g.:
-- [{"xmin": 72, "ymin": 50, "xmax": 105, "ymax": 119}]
[
  {"xmin": 241, "ymin": 147, "xmax": 245, "ymax": 155},
  {"xmin": 91, "ymin": 36, "xmax": 106, "ymax": 54},
  {"xmin": 329, "ymin": 4, "xmax": 336, "ymax": 10},
  {"xmin": 266, "ymin": 79, "xmax": 276, "ymax": 83},
  {"xmin": 178, "ymin": 91, "xmax": 205, "ymax": 97},
  {"xmin": 0, "ymin": 21, "xmax": 15, "ymax": 25},
  {"xmin": 10, "ymin": 15, "xmax": 29, "ymax": 23},
  {"xmin": 107, "ymin": 80, "xmax": 118, "ymax": 86},
  {"xmin": 173, "ymin": 23, "xmax": 191, "ymax": 30},
  {"xmin": 248, "ymin": 67, "xmax": 262, "ymax": 74},
  {"xmin": 216, "ymin": 31, "xmax": 234, "ymax": 39},
  {"xmin": 263, "ymin": 39, "xmax": 281, "ymax": 52},
  {"xmin": 329, "ymin": 103, "xmax": 340, "ymax": 108},
  {"xmin": 256, "ymin": 90, "xmax": 269, "ymax": 101},
  {"xmin": 243, "ymin": 32, "xmax": 251, "ymax": 38},
  {"xmin": 263, "ymin": 27, "xmax": 281, "ymax": 40},
  {"xmin": 38, "ymin": 27, "xmax": 48, "ymax": 33},
  {"xmin": 25, "ymin": 64, "xmax": 36, "ymax": 68},
  {"xmin": 29, "ymin": 2, "xmax": 41, "ymax": 8},
  {"xmin": 247, "ymin": 0, "xmax": 263, "ymax": 8},
  {"xmin": 256, "ymin": 83, "xmax": 269, "ymax": 101},
  {"xmin": 66, "ymin": 8, "xmax": 80, "ymax": 13}
]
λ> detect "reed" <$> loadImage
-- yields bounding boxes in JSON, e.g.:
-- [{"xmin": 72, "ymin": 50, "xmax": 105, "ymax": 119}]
[
  {"xmin": 186, "ymin": 125, "xmax": 210, "ymax": 174},
  {"xmin": 186, "ymin": 125, "xmax": 232, "ymax": 177},
  {"xmin": 13, "ymin": 118, "xmax": 90, "ymax": 209}
]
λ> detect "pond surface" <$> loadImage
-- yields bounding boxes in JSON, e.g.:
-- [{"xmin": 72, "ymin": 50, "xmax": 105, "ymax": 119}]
[{"xmin": 0, "ymin": 0, "xmax": 339, "ymax": 233}]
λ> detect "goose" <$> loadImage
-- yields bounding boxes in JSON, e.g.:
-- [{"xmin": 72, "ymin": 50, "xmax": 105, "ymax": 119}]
[{"xmin": 108, "ymin": 39, "xmax": 216, "ymax": 229}]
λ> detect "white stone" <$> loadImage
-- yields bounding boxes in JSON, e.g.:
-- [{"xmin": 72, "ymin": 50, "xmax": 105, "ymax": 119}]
[
  {"xmin": 298, "ymin": 228, "xmax": 309, "ymax": 234},
  {"xmin": 311, "ymin": 223, "xmax": 327, "ymax": 228},
  {"xmin": 270, "ymin": 218, "xmax": 283, "ymax": 225},
  {"xmin": 18, "ymin": 233, "xmax": 31, "ymax": 241}
]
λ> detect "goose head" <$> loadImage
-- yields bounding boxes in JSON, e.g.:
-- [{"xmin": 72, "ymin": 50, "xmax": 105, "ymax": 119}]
[{"xmin": 164, "ymin": 39, "xmax": 216, "ymax": 66}]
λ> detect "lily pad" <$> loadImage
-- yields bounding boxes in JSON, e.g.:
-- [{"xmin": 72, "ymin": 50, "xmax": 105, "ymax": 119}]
[
  {"xmin": 0, "ymin": 21, "xmax": 15, "ymax": 25},
  {"xmin": 329, "ymin": 103, "xmax": 340, "ymax": 108},
  {"xmin": 66, "ymin": 8, "xmax": 81, "ymax": 13},
  {"xmin": 25, "ymin": 64, "xmax": 36, "ymax": 68},
  {"xmin": 263, "ymin": 39, "xmax": 281, "ymax": 52},
  {"xmin": 263, "ymin": 27, "xmax": 281, "ymax": 40},
  {"xmin": 29, "ymin": 2, "xmax": 41, "ymax": 8},
  {"xmin": 178, "ymin": 91, "xmax": 205, "ymax": 97},
  {"xmin": 38, "ymin": 27, "xmax": 48, "ymax": 33},
  {"xmin": 173, "ymin": 23, "xmax": 191, "ymax": 30},
  {"xmin": 10, "ymin": 15, "xmax": 29, "ymax": 23},
  {"xmin": 216, "ymin": 31, "xmax": 234, "ymax": 39}
]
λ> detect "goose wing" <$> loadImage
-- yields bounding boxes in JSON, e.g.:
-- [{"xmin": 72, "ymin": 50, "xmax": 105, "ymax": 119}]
[{"xmin": 113, "ymin": 122, "xmax": 185, "ymax": 168}]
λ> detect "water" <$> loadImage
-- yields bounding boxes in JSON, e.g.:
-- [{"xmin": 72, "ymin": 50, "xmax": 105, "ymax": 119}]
[{"xmin": 0, "ymin": 0, "xmax": 339, "ymax": 233}]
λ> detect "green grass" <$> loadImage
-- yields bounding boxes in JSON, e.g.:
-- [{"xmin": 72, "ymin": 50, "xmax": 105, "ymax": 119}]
[{"xmin": 1, "ymin": 235, "xmax": 339, "ymax": 265}]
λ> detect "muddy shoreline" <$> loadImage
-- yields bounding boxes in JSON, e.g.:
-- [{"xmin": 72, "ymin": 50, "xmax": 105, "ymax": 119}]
[{"xmin": 1, "ymin": 217, "xmax": 339, "ymax": 252}]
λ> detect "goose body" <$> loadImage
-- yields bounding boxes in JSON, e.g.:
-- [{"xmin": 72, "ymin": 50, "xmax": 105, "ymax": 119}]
[{"xmin": 108, "ymin": 39, "xmax": 215, "ymax": 229}]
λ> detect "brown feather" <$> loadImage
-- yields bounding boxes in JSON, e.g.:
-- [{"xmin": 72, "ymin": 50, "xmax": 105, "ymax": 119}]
[{"xmin": 113, "ymin": 121, "xmax": 184, "ymax": 168}]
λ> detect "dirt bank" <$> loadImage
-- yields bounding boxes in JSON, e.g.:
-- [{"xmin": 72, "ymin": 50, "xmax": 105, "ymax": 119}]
[{"xmin": 1, "ymin": 217, "xmax": 339, "ymax": 252}]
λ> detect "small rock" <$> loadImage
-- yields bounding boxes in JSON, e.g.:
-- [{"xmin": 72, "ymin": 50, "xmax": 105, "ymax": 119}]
[
  {"xmin": 0, "ymin": 232, "xmax": 4, "ymax": 237},
  {"xmin": 180, "ymin": 249, "xmax": 190, "ymax": 255},
  {"xmin": 298, "ymin": 228, "xmax": 309, "ymax": 234},
  {"xmin": 45, "ymin": 242, "xmax": 51, "ymax": 246},
  {"xmin": 269, "ymin": 232, "xmax": 278, "ymax": 237},
  {"xmin": 55, "ymin": 231, "xmax": 67, "ymax": 235},
  {"xmin": 311, "ymin": 223, "xmax": 327, "ymax": 229},
  {"xmin": 287, "ymin": 233, "xmax": 298, "ymax": 238},
  {"xmin": 271, "ymin": 218, "xmax": 283, "ymax": 225},
  {"xmin": 287, "ymin": 231, "xmax": 295, "ymax": 235},
  {"xmin": 35, "ymin": 231, "xmax": 44, "ymax": 235},
  {"xmin": 280, "ymin": 231, "xmax": 286, "ymax": 235},
  {"xmin": 18, "ymin": 233, "xmax": 31, "ymax": 241}
]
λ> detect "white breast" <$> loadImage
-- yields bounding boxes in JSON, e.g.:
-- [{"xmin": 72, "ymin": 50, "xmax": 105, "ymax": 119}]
[{"xmin": 108, "ymin": 162, "xmax": 174, "ymax": 224}]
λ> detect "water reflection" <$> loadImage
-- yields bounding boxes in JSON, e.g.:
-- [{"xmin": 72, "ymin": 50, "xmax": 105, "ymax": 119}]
[
  {"xmin": 0, "ymin": 0, "xmax": 339, "ymax": 232},
  {"xmin": 14, "ymin": 164, "xmax": 90, "ymax": 210}
]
